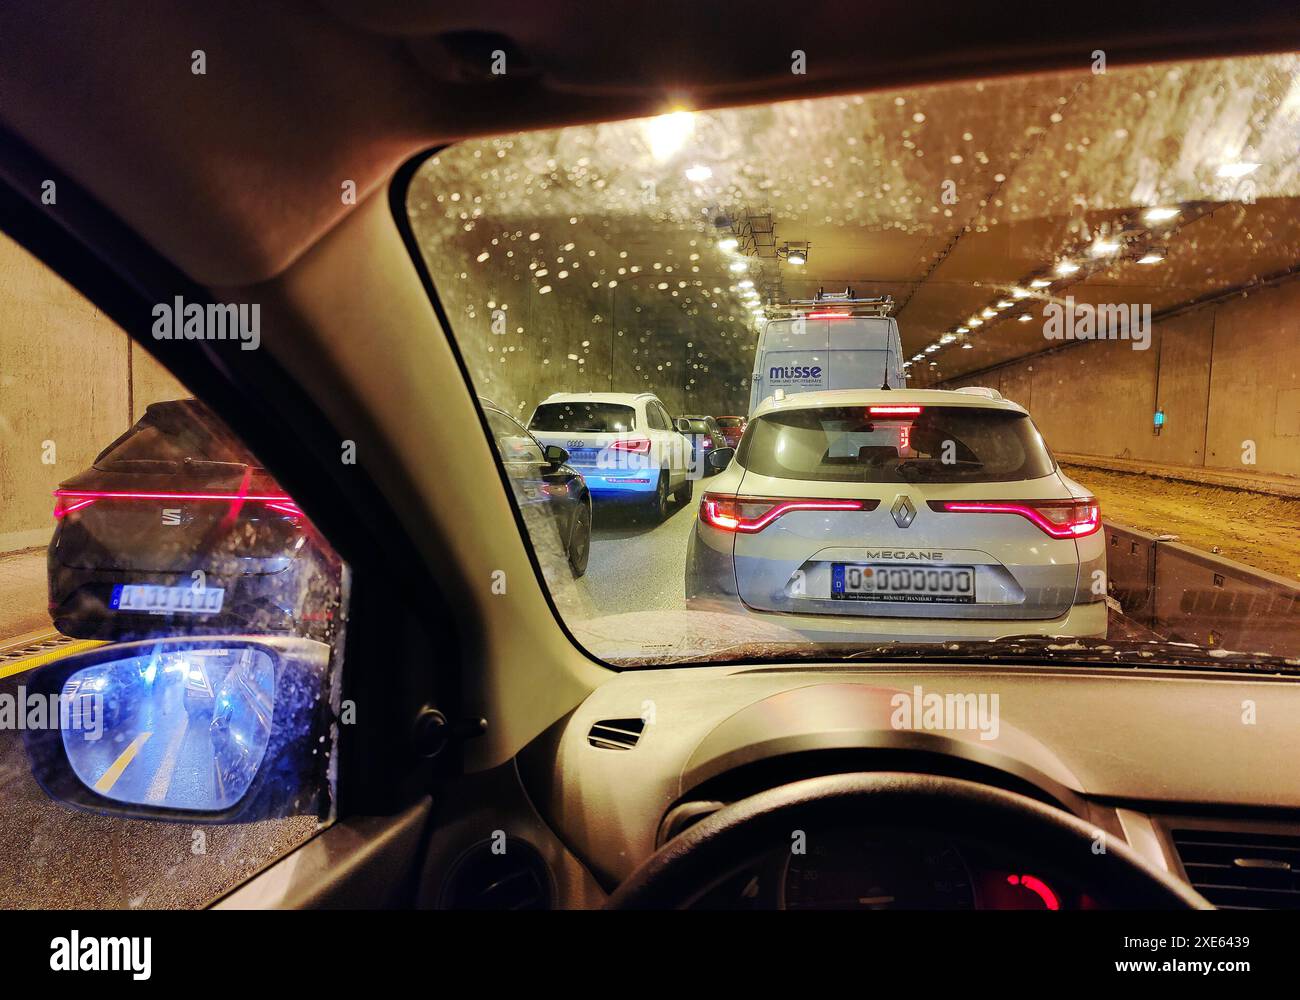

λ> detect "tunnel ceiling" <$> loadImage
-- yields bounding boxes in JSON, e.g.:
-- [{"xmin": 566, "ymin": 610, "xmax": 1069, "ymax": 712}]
[{"xmin": 412, "ymin": 52, "xmax": 1299, "ymax": 393}]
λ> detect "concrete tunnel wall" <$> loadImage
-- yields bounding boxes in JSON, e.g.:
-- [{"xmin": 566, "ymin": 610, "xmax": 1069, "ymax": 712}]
[
  {"xmin": 0, "ymin": 232, "xmax": 187, "ymax": 554},
  {"xmin": 945, "ymin": 277, "xmax": 1300, "ymax": 479}
]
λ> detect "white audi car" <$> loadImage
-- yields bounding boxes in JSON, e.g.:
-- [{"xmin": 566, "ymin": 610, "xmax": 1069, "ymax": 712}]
[{"xmin": 685, "ymin": 388, "xmax": 1107, "ymax": 642}]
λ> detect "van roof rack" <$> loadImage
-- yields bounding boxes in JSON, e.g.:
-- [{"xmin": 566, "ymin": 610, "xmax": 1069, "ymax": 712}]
[{"xmin": 766, "ymin": 287, "xmax": 895, "ymax": 317}]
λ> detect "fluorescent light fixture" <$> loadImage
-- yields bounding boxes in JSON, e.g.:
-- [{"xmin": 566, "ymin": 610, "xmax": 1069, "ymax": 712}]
[
  {"xmin": 1143, "ymin": 207, "xmax": 1179, "ymax": 224},
  {"xmin": 737, "ymin": 279, "xmax": 754, "ymax": 288},
  {"xmin": 1011, "ymin": 288, "xmax": 1030, "ymax": 298},
  {"xmin": 1216, "ymin": 161, "xmax": 1260, "ymax": 179},
  {"xmin": 787, "ymin": 252, "xmax": 806, "ymax": 265},
  {"xmin": 644, "ymin": 110, "xmax": 695, "ymax": 161},
  {"xmin": 1090, "ymin": 239, "xmax": 1121, "ymax": 257},
  {"xmin": 1029, "ymin": 278, "xmax": 1051, "ymax": 288},
  {"xmin": 1137, "ymin": 251, "xmax": 1165, "ymax": 264},
  {"xmin": 981, "ymin": 308, "xmax": 996, "ymax": 318},
  {"xmin": 961, "ymin": 342, "xmax": 974, "ymax": 349},
  {"xmin": 718, "ymin": 236, "xmax": 739, "ymax": 252},
  {"xmin": 684, "ymin": 164, "xmax": 712, "ymax": 182},
  {"xmin": 729, "ymin": 260, "xmax": 748, "ymax": 272},
  {"xmin": 968, "ymin": 318, "xmax": 983, "ymax": 327},
  {"xmin": 940, "ymin": 333, "xmax": 956, "ymax": 344},
  {"xmin": 956, "ymin": 326, "xmax": 969, "ymax": 334},
  {"xmin": 1017, "ymin": 313, "xmax": 1033, "ymax": 322},
  {"xmin": 996, "ymin": 300, "xmax": 1013, "ymax": 309},
  {"xmin": 1055, "ymin": 260, "xmax": 1080, "ymax": 276}
]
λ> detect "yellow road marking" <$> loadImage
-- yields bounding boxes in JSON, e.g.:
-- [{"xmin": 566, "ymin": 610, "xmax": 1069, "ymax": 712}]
[
  {"xmin": 94, "ymin": 731, "xmax": 152, "ymax": 794},
  {"xmin": 0, "ymin": 640, "xmax": 106, "ymax": 680}
]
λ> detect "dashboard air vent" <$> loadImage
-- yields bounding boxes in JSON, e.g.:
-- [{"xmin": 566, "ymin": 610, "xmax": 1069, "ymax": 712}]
[
  {"xmin": 1171, "ymin": 828, "xmax": 1300, "ymax": 910},
  {"xmin": 587, "ymin": 718, "xmax": 645, "ymax": 750},
  {"xmin": 440, "ymin": 839, "xmax": 553, "ymax": 910}
]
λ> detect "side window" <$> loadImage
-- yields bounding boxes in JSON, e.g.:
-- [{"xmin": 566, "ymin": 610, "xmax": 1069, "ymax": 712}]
[
  {"xmin": 0, "ymin": 232, "xmax": 348, "ymax": 908},
  {"xmin": 646, "ymin": 404, "xmax": 666, "ymax": 431},
  {"xmin": 487, "ymin": 410, "xmax": 545, "ymax": 464}
]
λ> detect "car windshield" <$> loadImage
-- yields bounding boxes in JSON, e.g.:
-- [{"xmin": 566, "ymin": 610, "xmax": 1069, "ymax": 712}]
[
  {"xmin": 405, "ymin": 52, "xmax": 1300, "ymax": 670},
  {"xmin": 530, "ymin": 402, "xmax": 636, "ymax": 433},
  {"xmin": 739, "ymin": 405, "xmax": 1055, "ymax": 483}
]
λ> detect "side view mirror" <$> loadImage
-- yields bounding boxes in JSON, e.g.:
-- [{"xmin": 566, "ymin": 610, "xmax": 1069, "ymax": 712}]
[
  {"xmin": 22, "ymin": 636, "xmax": 335, "ymax": 823},
  {"xmin": 675, "ymin": 418, "xmax": 691, "ymax": 433},
  {"xmin": 707, "ymin": 447, "xmax": 735, "ymax": 470},
  {"xmin": 543, "ymin": 444, "xmax": 569, "ymax": 467}
]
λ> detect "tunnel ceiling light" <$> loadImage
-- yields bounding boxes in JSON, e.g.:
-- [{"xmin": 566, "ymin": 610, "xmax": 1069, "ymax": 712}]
[
  {"xmin": 1216, "ymin": 161, "xmax": 1260, "ymax": 179},
  {"xmin": 1143, "ymin": 207, "xmax": 1180, "ymax": 224},
  {"xmin": 644, "ymin": 110, "xmax": 695, "ymax": 161},
  {"xmin": 729, "ymin": 260, "xmax": 748, "ymax": 272},
  {"xmin": 1017, "ymin": 313, "xmax": 1033, "ymax": 322},
  {"xmin": 1137, "ymin": 250, "xmax": 1166, "ymax": 264},
  {"xmin": 1089, "ymin": 239, "xmax": 1121, "ymax": 257},
  {"xmin": 961, "ymin": 342, "xmax": 974, "ymax": 349},
  {"xmin": 968, "ymin": 318, "xmax": 983, "ymax": 327},
  {"xmin": 956, "ymin": 326, "xmax": 969, "ymax": 333},
  {"xmin": 1029, "ymin": 278, "xmax": 1051, "ymax": 288},
  {"xmin": 981, "ymin": 308, "xmax": 996, "ymax": 318},
  {"xmin": 925, "ymin": 344, "xmax": 939, "ymax": 353},
  {"xmin": 787, "ymin": 252, "xmax": 806, "ymax": 265},
  {"xmin": 1011, "ymin": 287, "xmax": 1030, "ymax": 298},
  {"xmin": 737, "ymin": 279, "xmax": 754, "ymax": 288},
  {"xmin": 684, "ymin": 164, "xmax": 712, "ymax": 182},
  {"xmin": 996, "ymin": 300, "xmax": 1013, "ymax": 309},
  {"xmin": 940, "ymin": 333, "xmax": 956, "ymax": 344},
  {"xmin": 1054, "ymin": 260, "xmax": 1080, "ymax": 276},
  {"xmin": 718, "ymin": 236, "xmax": 739, "ymax": 252}
]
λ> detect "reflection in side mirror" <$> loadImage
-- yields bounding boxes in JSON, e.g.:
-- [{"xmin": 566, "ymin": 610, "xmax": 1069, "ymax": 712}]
[
  {"xmin": 61, "ymin": 648, "xmax": 275, "ymax": 811},
  {"xmin": 543, "ymin": 444, "xmax": 569, "ymax": 466},
  {"xmin": 23, "ymin": 636, "xmax": 334, "ymax": 822},
  {"xmin": 707, "ymin": 447, "xmax": 735, "ymax": 471}
]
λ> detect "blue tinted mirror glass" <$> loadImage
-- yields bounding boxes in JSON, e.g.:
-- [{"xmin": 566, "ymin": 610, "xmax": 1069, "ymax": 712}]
[{"xmin": 60, "ymin": 648, "xmax": 275, "ymax": 811}]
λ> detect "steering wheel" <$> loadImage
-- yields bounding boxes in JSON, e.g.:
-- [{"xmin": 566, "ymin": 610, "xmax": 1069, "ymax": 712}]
[{"xmin": 607, "ymin": 772, "xmax": 1211, "ymax": 909}]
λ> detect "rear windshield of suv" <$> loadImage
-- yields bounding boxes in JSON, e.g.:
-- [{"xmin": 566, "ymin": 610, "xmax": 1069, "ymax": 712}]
[
  {"xmin": 684, "ymin": 418, "xmax": 714, "ymax": 433},
  {"xmin": 529, "ymin": 402, "xmax": 636, "ymax": 433},
  {"xmin": 716, "ymin": 417, "xmax": 744, "ymax": 429},
  {"xmin": 737, "ymin": 405, "xmax": 1055, "ymax": 483}
]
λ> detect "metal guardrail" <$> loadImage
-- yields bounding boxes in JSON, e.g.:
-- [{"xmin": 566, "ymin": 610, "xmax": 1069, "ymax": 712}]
[{"xmin": 1103, "ymin": 521, "xmax": 1300, "ymax": 657}]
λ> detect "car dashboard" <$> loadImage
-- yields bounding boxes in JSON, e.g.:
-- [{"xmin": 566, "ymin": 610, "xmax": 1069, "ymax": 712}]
[{"xmin": 422, "ymin": 663, "xmax": 1300, "ymax": 910}]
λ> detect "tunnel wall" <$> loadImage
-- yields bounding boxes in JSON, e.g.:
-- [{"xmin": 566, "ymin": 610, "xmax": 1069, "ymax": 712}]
[
  {"xmin": 945, "ymin": 277, "xmax": 1300, "ymax": 479},
  {"xmin": 0, "ymin": 233, "xmax": 187, "ymax": 554}
]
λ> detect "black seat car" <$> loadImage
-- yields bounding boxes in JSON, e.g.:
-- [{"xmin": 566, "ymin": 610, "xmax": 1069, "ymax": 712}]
[{"xmin": 48, "ymin": 398, "xmax": 343, "ymax": 642}]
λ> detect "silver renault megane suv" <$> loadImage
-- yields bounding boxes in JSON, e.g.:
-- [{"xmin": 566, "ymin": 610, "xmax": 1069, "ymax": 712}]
[{"xmin": 685, "ymin": 387, "xmax": 1106, "ymax": 643}]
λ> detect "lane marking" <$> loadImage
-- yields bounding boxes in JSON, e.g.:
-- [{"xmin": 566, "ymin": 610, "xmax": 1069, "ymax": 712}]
[
  {"xmin": 94, "ymin": 731, "xmax": 152, "ymax": 794},
  {"xmin": 145, "ymin": 708, "xmax": 190, "ymax": 804},
  {"xmin": 0, "ymin": 640, "xmax": 106, "ymax": 681}
]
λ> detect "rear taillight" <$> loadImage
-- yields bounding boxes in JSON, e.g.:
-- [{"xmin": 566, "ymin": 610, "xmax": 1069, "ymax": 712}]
[
  {"xmin": 699, "ymin": 493, "xmax": 876, "ymax": 533},
  {"xmin": 929, "ymin": 498, "xmax": 1100, "ymax": 538},
  {"xmin": 53, "ymin": 489, "xmax": 302, "ymax": 520},
  {"xmin": 609, "ymin": 437, "xmax": 652, "ymax": 455}
]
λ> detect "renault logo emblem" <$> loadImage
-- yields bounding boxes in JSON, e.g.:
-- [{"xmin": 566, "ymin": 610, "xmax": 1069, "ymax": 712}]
[{"xmin": 891, "ymin": 495, "xmax": 917, "ymax": 529}]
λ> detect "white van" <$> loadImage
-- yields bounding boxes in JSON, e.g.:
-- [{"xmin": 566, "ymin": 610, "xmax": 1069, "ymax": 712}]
[{"xmin": 747, "ymin": 293, "xmax": 907, "ymax": 414}]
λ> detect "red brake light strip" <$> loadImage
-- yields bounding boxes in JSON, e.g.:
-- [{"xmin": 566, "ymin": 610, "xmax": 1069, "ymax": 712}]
[{"xmin": 929, "ymin": 499, "xmax": 1100, "ymax": 538}]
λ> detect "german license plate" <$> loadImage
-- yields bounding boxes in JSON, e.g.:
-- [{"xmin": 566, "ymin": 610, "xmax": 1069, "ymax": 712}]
[
  {"xmin": 111, "ymin": 584, "xmax": 225, "ymax": 615},
  {"xmin": 832, "ymin": 563, "xmax": 975, "ymax": 603}
]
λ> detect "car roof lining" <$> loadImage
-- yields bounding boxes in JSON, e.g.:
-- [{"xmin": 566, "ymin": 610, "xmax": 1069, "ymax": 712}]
[{"xmin": 1, "ymin": 1, "xmax": 1298, "ymax": 286}]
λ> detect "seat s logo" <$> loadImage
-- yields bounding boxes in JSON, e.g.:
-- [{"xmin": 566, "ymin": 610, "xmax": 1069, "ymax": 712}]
[{"xmin": 161, "ymin": 508, "xmax": 183, "ymax": 526}]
